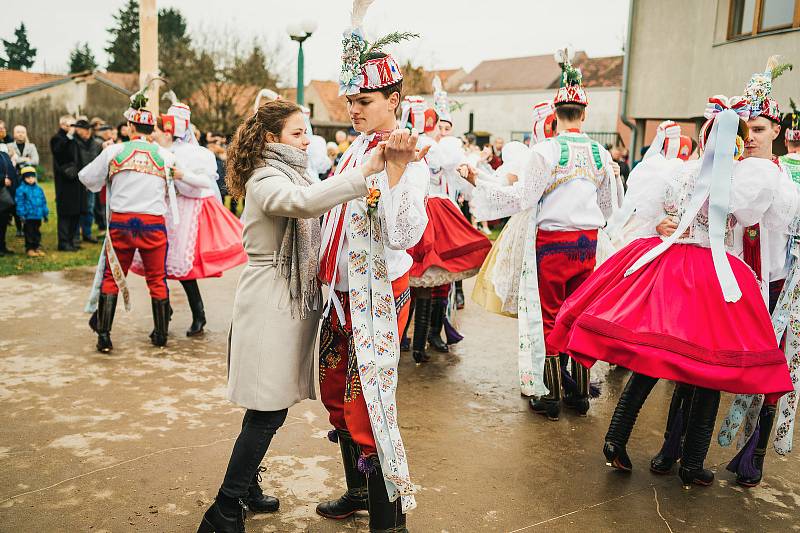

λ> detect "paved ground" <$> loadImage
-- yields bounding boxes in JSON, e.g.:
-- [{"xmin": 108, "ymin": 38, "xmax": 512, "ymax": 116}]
[{"xmin": 1, "ymin": 267, "xmax": 800, "ymax": 532}]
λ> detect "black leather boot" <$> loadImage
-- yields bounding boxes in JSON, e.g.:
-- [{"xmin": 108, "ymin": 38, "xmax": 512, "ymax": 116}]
[
  {"xmin": 734, "ymin": 404, "xmax": 776, "ymax": 487},
  {"xmin": 530, "ymin": 356, "xmax": 563, "ymax": 421},
  {"xmin": 197, "ymin": 492, "xmax": 246, "ymax": 533},
  {"xmin": 246, "ymin": 465, "xmax": 279, "ymax": 513},
  {"xmin": 411, "ymin": 297, "xmax": 431, "ymax": 363},
  {"xmin": 90, "ymin": 293, "xmax": 117, "ymax": 353},
  {"xmin": 562, "ymin": 358, "xmax": 590, "ymax": 415},
  {"xmin": 650, "ymin": 383, "xmax": 693, "ymax": 474},
  {"xmin": 149, "ymin": 298, "xmax": 171, "ymax": 347},
  {"xmin": 366, "ymin": 456, "xmax": 408, "ymax": 533},
  {"xmin": 455, "ymin": 280, "xmax": 465, "ymax": 309},
  {"xmin": 316, "ymin": 430, "xmax": 369, "ymax": 519},
  {"xmin": 678, "ymin": 387, "xmax": 720, "ymax": 488},
  {"xmin": 182, "ymin": 279, "xmax": 207, "ymax": 337},
  {"xmin": 427, "ymin": 298, "xmax": 449, "ymax": 353},
  {"xmin": 400, "ymin": 298, "xmax": 414, "ymax": 351},
  {"xmin": 603, "ymin": 372, "xmax": 659, "ymax": 471}
]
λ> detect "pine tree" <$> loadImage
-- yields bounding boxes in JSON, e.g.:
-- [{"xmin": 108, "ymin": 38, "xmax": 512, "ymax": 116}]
[
  {"xmin": 69, "ymin": 42, "xmax": 98, "ymax": 73},
  {"xmin": 3, "ymin": 22, "xmax": 37, "ymax": 70},
  {"xmin": 105, "ymin": 0, "xmax": 140, "ymax": 72}
]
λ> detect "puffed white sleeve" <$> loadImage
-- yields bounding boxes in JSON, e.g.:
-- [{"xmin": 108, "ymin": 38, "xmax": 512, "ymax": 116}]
[
  {"xmin": 616, "ymin": 155, "xmax": 678, "ymax": 239},
  {"xmin": 760, "ymin": 164, "xmax": 800, "ymax": 232},
  {"xmin": 377, "ymin": 160, "xmax": 429, "ymax": 250},
  {"xmin": 731, "ymin": 158, "xmax": 797, "ymax": 229},
  {"xmin": 175, "ymin": 150, "xmax": 216, "ymax": 192},
  {"xmin": 78, "ymin": 144, "xmax": 118, "ymax": 192}
]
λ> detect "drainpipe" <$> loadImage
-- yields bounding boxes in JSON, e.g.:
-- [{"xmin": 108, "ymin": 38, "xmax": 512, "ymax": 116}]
[{"xmin": 620, "ymin": 0, "xmax": 637, "ymax": 156}]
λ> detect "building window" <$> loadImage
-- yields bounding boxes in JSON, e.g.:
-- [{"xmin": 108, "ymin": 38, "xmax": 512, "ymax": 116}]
[{"xmin": 728, "ymin": 0, "xmax": 800, "ymax": 39}]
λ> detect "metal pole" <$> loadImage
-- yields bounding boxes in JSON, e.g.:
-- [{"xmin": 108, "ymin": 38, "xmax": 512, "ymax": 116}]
[{"xmin": 297, "ymin": 39, "xmax": 305, "ymax": 106}]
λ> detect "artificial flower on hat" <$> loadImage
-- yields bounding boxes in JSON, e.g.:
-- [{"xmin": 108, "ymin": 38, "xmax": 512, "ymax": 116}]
[{"xmin": 743, "ymin": 55, "xmax": 792, "ymax": 122}]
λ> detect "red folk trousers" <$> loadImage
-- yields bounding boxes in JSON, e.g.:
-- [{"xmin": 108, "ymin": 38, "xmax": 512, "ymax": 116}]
[
  {"xmin": 101, "ymin": 212, "xmax": 169, "ymax": 300},
  {"xmin": 319, "ymin": 272, "xmax": 411, "ymax": 456}
]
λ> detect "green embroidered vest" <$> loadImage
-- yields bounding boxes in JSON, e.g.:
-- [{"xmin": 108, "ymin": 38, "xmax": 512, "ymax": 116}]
[
  {"xmin": 780, "ymin": 155, "xmax": 800, "ymax": 185},
  {"xmin": 544, "ymin": 133, "xmax": 606, "ymax": 196},
  {"xmin": 109, "ymin": 140, "xmax": 167, "ymax": 179}
]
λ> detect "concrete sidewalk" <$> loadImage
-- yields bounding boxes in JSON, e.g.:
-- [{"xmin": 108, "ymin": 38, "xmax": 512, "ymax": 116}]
[{"xmin": 1, "ymin": 268, "xmax": 798, "ymax": 532}]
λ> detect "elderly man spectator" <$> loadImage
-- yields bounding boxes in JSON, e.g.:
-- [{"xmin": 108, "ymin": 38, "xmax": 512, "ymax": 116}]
[
  {"xmin": 51, "ymin": 115, "xmax": 84, "ymax": 251},
  {"xmin": 73, "ymin": 119, "xmax": 102, "ymax": 244},
  {"xmin": 7, "ymin": 125, "xmax": 40, "ymax": 168},
  {"xmin": 0, "ymin": 149, "xmax": 18, "ymax": 254}
]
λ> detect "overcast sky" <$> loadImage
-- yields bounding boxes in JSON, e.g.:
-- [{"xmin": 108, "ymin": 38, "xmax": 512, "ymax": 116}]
[{"xmin": 2, "ymin": 0, "xmax": 630, "ymax": 85}]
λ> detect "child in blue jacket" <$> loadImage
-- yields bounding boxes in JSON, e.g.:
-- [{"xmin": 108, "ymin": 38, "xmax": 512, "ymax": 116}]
[{"xmin": 15, "ymin": 166, "xmax": 49, "ymax": 256}]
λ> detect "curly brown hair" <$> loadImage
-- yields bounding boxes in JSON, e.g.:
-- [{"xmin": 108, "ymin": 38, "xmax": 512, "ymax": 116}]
[{"xmin": 225, "ymin": 99, "xmax": 302, "ymax": 199}]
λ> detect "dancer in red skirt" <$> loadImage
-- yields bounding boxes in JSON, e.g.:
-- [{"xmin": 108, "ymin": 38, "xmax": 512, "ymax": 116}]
[{"xmin": 549, "ymin": 99, "xmax": 797, "ymax": 488}]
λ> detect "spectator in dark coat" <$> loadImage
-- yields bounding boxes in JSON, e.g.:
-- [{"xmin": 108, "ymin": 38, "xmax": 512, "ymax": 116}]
[
  {"xmin": 50, "ymin": 115, "xmax": 84, "ymax": 251},
  {"xmin": 0, "ymin": 150, "xmax": 19, "ymax": 254},
  {"xmin": 73, "ymin": 120, "xmax": 102, "ymax": 244}
]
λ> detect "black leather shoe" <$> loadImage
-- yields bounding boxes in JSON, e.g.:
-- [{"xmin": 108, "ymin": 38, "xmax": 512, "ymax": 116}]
[
  {"xmin": 649, "ymin": 452, "xmax": 676, "ymax": 475},
  {"xmin": 734, "ymin": 404, "xmax": 776, "ymax": 487},
  {"xmin": 316, "ymin": 490, "xmax": 369, "ymax": 519},
  {"xmin": 196, "ymin": 497, "xmax": 245, "ymax": 533},
  {"xmin": 603, "ymin": 441, "xmax": 632, "ymax": 471},
  {"xmin": 246, "ymin": 466, "xmax": 279, "ymax": 513},
  {"xmin": 530, "ymin": 398, "xmax": 560, "ymax": 421},
  {"xmin": 83, "ymin": 236, "xmax": 99, "ymax": 244},
  {"xmin": 182, "ymin": 280, "xmax": 207, "ymax": 337},
  {"xmin": 530, "ymin": 357, "xmax": 562, "ymax": 421},
  {"xmin": 317, "ymin": 429, "xmax": 368, "ymax": 520},
  {"xmin": 678, "ymin": 466, "xmax": 714, "ymax": 488}
]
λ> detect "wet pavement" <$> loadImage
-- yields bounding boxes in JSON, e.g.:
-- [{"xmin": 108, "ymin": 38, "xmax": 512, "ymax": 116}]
[{"xmin": 1, "ymin": 267, "xmax": 799, "ymax": 532}]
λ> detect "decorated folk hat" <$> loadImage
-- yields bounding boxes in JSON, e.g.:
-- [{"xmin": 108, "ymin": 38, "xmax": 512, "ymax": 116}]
[
  {"xmin": 553, "ymin": 47, "xmax": 588, "ymax": 107},
  {"xmin": 338, "ymin": 0, "xmax": 417, "ymax": 96},
  {"xmin": 787, "ymin": 99, "xmax": 800, "ymax": 142},
  {"xmin": 400, "ymin": 95, "xmax": 438, "ymax": 134},
  {"xmin": 531, "ymin": 100, "xmax": 556, "ymax": 144},
  {"xmin": 743, "ymin": 56, "xmax": 792, "ymax": 123},
  {"xmin": 124, "ymin": 84, "xmax": 156, "ymax": 126}
]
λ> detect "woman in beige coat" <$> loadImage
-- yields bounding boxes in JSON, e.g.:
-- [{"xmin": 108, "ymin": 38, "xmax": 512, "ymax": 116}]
[{"xmin": 198, "ymin": 100, "xmax": 423, "ymax": 533}]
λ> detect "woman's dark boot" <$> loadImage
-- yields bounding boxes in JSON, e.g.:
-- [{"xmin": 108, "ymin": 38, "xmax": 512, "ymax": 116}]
[
  {"xmin": 246, "ymin": 466, "xmax": 279, "ymax": 513},
  {"xmin": 427, "ymin": 298, "xmax": 449, "ymax": 353},
  {"xmin": 650, "ymin": 383, "xmax": 693, "ymax": 474},
  {"xmin": 90, "ymin": 293, "xmax": 117, "ymax": 353},
  {"xmin": 149, "ymin": 298, "xmax": 171, "ymax": 347},
  {"xmin": 400, "ymin": 298, "xmax": 414, "ymax": 351},
  {"xmin": 365, "ymin": 456, "xmax": 408, "ymax": 533},
  {"xmin": 603, "ymin": 372, "xmax": 659, "ymax": 471},
  {"xmin": 181, "ymin": 279, "xmax": 207, "ymax": 337},
  {"xmin": 411, "ymin": 297, "xmax": 431, "ymax": 363},
  {"xmin": 678, "ymin": 387, "xmax": 720, "ymax": 488},
  {"xmin": 530, "ymin": 356, "xmax": 563, "ymax": 421},
  {"xmin": 197, "ymin": 491, "xmax": 246, "ymax": 533},
  {"xmin": 730, "ymin": 404, "xmax": 776, "ymax": 487},
  {"xmin": 316, "ymin": 430, "xmax": 369, "ymax": 519}
]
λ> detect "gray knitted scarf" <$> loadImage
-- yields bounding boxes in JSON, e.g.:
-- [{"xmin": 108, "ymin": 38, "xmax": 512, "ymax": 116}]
[{"xmin": 262, "ymin": 143, "xmax": 320, "ymax": 319}]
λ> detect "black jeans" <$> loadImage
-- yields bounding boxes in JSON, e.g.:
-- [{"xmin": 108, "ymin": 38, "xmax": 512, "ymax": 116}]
[
  {"xmin": 220, "ymin": 408, "xmax": 288, "ymax": 499},
  {"xmin": 57, "ymin": 213, "xmax": 79, "ymax": 248},
  {"xmin": 0, "ymin": 209, "xmax": 11, "ymax": 251},
  {"xmin": 23, "ymin": 219, "xmax": 42, "ymax": 251}
]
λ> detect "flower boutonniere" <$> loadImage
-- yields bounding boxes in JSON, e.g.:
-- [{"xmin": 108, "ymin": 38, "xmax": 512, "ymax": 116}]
[{"xmin": 366, "ymin": 187, "xmax": 381, "ymax": 216}]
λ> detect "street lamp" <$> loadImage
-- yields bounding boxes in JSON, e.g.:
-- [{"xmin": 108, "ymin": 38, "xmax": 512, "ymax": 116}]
[{"xmin": 287, "ymin": 19, "xmax": 317, "ymax": 106}]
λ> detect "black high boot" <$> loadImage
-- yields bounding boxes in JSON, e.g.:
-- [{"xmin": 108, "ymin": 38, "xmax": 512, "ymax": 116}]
[
  {"xmin": 734, "ymin": 404, "xmax": 776, "ymax": 487},
  {"xmin": 366, "ymin": 457, "xmax": 408, "ymax": 533},
  {"xmin": 427, "ymin": 298, "xmax": 449, "ymax": 353},
  {"xmin": 246, "ymin": 466, "xmax": 279, "ymax": 513},
  {"xmin": 411, "ymin": 297, "xmax": 431, "ymax": 363},
  {"xmin": 197, "ymin": 491, "xmax": 246, "ymax": 533},
  {"xmin": 650, "ymin": 383, "xmax": 693, "ymax": 474},
  {"xmin": 678, "ymin": 387, "xmax": 720, "ymax": 488},
  {"xmin": 603, "ymin": 372, "xmax": 659, "ymax": 471},
  {"xmin": 529, "ymin": 356, "xmax": 563, "ymax": 421},
  {"xmin": 562, "ymin": 358, "xmax": 590, "ymax": 415},
  {"xmin": 149, "ymin": 298, "xmax": 171, "ymax": 347},
  {"xmin": 455, "ymin": 280, "xmax": 465, "ymax": 309},
  {"xmin": 316, "ymin": 430, "xmax": 369, "ymax": 519},
  {"xmin": 181, "ymin": 279, "xmax": 207, "ymax": 337},
  {"xmin": 90, "ymin": 293, "xmax": 117, "ymax": 353},
  {"xmin": 400, "ymin": 298, "xmax": 414, "ymax": 351}
]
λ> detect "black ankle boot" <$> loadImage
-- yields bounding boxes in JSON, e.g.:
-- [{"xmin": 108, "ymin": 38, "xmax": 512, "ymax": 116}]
[
  {"xmin": 530, "ymin": 356, "xmax": 563, "ymax": 421},
  {"xmin": 365, "ymin": 456, "xmax": 408, "ymax": 533},
  {"xmin": 316, "ymin": 430, "xmax": 368, "ymax": 520},
  {"xmin": 562, "ymin": 358, "xmax": 590, "ymax": 415},
  {"xmin": 91, "ymin": 293, "xmax": 117, "ymax": 353},
  {"xmin": 678, "ymin": 387, "xmax": 720, "ymax": 488},
  {"xmin": 603, "ymin": 372, "xmax": 659, "ymax": 471},
  {"xmin": 149, "ymin": 298, "xmax": 171, "ymax": 347},
  {"xmin": 732, "ymin": 404, "xmax": 776, "ymax": 487},
  {"xmin": 651, "ymin": 383, "xmax": 693, "ymax": 474},
  {"xmin": 197, "ymin": 492, "xmax": 246, "ymax": 533},
  {"xmin": 427, "ymin": 298, "xmax": 449, "ymax": 353},
  {"xmin": 246, "ymin": 465, "xmax": 279, "ymax": 513},
  {"xmin": 411, "ymin": 298, "xmax": 431, "ymax": 363},
  {"xmin": 182, "ymin": 280, "xmax": 207, "ymax": 337}
]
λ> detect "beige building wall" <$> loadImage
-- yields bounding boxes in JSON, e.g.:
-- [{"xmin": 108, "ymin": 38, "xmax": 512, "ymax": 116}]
[
  {"xmin": 439, "ymin": 88, "xmax": 622, "ymax": 140},
  {"xmin": 628, "ymin": 0, "xmax": 800, "ymax": 120},
  {"xmin": 1, "ymin": 81, "xmax": 87, "ymax": 113}
]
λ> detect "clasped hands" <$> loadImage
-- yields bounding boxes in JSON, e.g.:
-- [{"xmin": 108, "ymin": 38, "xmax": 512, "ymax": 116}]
[{"xmin": 360, "ymin": 129, "xmax": 430, "ymax": 187}]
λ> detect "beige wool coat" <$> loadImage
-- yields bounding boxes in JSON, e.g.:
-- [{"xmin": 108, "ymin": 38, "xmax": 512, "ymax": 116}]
[{"xmin": 226, "ymin": 165, "xmax": 369, "ymax": 411}]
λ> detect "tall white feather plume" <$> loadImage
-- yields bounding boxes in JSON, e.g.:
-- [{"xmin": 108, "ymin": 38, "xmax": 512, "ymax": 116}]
[
  {"xmin": 161, "ymin": 90, "xmax": 178, "ymax": 105},
  {"xmin": 432, "ymin": 75, "xmax": 443, "ymax": 93},
  {"xmin": 254, "ymin": 89, "xmax": 280, "ymax": 112},
  {"xmin": 351, "ymin": 0, "xmax": 375, "ymax": 29}
]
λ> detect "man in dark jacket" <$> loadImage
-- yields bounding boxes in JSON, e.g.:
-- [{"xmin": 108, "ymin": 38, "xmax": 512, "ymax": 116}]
[
  {"xmin": 74, "ymin": 119, "xmax": 102, "ymax": 244},
  {"xmin": 50, "ymin": 115, "xmax": 84, "ymax": 251},
  {"xmin": 0, "ymin": 150, "xmax": 19, "ymax": 254}
]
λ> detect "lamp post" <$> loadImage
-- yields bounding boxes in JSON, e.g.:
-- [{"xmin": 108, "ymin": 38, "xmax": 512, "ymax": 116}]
[{"xmin": 287, "ymin": 20, "xmax": 317, "ymax": 106}]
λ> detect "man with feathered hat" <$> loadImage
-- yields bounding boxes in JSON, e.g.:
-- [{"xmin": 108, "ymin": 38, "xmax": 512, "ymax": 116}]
[{"xmin": 782, "ymin": 99, "xmax": 800, "ymax": 181}]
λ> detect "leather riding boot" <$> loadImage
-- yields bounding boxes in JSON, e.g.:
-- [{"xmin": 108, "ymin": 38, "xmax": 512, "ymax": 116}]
[
  {"xmin": 678, "ymin": 387, "xmax": 720, "ymax": 488},
  {"xmin": 427, "ymin": 298, "xmax": 449, "ymax": 353},
  {"xmin": 196, "ymin": 491, "xmax": 246, "ymax": 533},
  {"xmin": 149, "ymin": 298, "xmax": 171, "ymax": 347},
  {"xmin": 735, "ymin": 404, "xmax": 776, "ymax": 487},
  {"xmin": 411, "ymin": 297, "xmax": 431, "ymax": 363},
  {"xmin": 91, "ymin": 293, "xmax": 117, "ymax": 353},
  {"xmin": 455, "ymin": 280, "xmax": 465, "ymax": 309},
  {"xmin": 530, "ymin": 356, "xmax": 562, "ymax": 421},
  {"xmin": 651, "ymin": 383, "xmax": 693, "ymax": 474},
  {"xmin": 316, "ymin": 430, "xmax": 369, "ymax": 519},
  {"xmin": 182, "ymin": 279, "xmax": 207, "ymax": 337},
  {"xmin": 366, "ymin": 456, "xmax": 408, "ymax": 533},
  {"xmin": 603, "ymin": 372, "xmax": 659, "ymax": 471},
  {"xmin": 563, "ymin": 358, "xmax": 590, "ymax": 415},
  {"xmin": 246, "ymin": 466, "xmax": 279, "ymax": 513}
]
